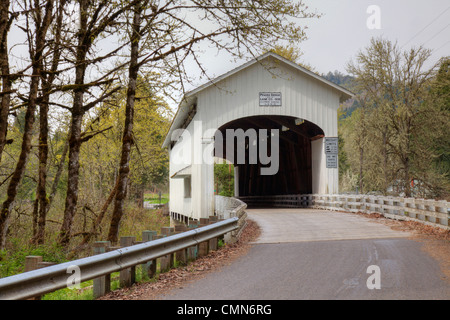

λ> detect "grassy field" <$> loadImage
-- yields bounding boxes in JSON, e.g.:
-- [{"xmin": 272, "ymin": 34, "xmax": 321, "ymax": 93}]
[{"xmin": 144, "ymin": 193, "xmax": 169, "ymax": 204}]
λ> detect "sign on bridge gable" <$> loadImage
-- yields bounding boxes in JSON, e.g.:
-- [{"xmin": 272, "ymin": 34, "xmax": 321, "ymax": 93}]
[{"xmin": 259, "ymin": 92, "xmax": 282, "ymax": 107}]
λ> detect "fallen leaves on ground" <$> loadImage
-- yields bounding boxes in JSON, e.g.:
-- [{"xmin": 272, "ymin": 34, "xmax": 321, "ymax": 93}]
[
  {"xmin": 353, "ymin": 210, "xmax": 450, "ymax": 241},
  {"xmin": 98, "ymin": 219, "xmax": 261, "ymax": 300}
]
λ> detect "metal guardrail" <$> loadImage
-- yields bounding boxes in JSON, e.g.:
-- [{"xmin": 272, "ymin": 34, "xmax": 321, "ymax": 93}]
[{"xmin": 0, "ymin": 217, "xmax": 238, "ymax": 300}]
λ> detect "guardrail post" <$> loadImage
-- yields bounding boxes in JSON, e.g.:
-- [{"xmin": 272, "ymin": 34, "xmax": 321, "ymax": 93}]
[
  {"xmin": 160, "ymin": 227, "xmax": 175, "ymax": 269},
  {"xmin": 161, "ymin": 226, "xmax": 174, "ymax": 236},
  {"xmin": 360, "ymin": 195, "xmax": 366, "ymax": 213},
  {"xmin": 24, "ymin": 256, "xmax": 56, "ymax": 300},
  {"xmin": 208, "ymin": 216, "xmax": 219, "ymax": 251},
  {"xmin": 119, "ymin": 236, "xmax": 136, "ymax": 288},
  {"xmin": 24, "ymin": 256, "xmax": 43, "ymax": 300},
  {"xmin": 404, "ymin": 197, "xmax": 413, "ymax": 218},
  {"xmin": 142, "ymin": 231, "xmax": 157, "ymax": 278},
  {"xmin": 198, "ymin": 219, "xmax": 210, "ymax": 257},
  {"xmin": 156, "ymin": 234, "xmax": 172, "ymax": 272},
  {"xmin": 186, "ymin": 225, "xmax": 198, "ymax": 261},
  {"xmin": 174, "ymin": 225, "xmax": 188, "ymax": 265},
  {"xmin": 25, "ymin": 256, "xmax": 43, "ymax": 272},
  {"xmin": 92, "ymin": 241, "xmax": 111, "ymax": 299}
]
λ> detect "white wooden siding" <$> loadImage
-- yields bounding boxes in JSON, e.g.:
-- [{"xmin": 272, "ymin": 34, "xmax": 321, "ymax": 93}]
[{"xmin": 168, "ymin": 54, "xmax": 348, "ymax": 220}]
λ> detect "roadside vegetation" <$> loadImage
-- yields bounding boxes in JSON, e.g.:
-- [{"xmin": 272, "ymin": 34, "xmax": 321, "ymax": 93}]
[{"xmin": 0, "ymin": 0, "xmax": 319, "ymax": 287}]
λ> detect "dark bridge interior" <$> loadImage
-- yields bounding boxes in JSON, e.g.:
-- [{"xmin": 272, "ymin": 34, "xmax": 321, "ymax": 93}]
[{"xmin": 215, "ymin": 115, "xmax": 324, "ymax": 198}]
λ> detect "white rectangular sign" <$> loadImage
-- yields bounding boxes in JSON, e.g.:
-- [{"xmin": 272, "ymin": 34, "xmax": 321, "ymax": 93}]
[
  {"xmin": 326, "ymin": 154, "xmax": 338, "ymax": 168},
  {"xmin": 259, "ymin": 92, "xmax": 282, "ymax": 107},
  {"xmin": 325, "ymin": 137, "xmax": 338, "ymax": 154}
]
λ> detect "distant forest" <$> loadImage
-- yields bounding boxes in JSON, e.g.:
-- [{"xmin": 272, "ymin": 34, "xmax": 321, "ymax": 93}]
[{"xmin": 322, "ymin": 71, "xmax": 359, "ymax": 118}]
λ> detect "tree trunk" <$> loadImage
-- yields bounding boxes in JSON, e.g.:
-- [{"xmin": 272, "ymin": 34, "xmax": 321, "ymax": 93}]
[
  {"xmin": 34, "ymin": 138, "xmax": 68, "ymax": 243},
  {"xmin": 59, "ymin": 102, "xmax": 84, "ymax": 246},
  {"xmin": 382, "ymin": 129, "xmax": 388, "ymax": 195},
  {"xmin": 0, "ymin": 0, "xmax": 11, "ymax": 162},
  {"xmin": 32, "ymin": 98, "xmax": 49, "ymax": 244},
  {"xmin": 58, "ymin": 0, "xmax": 135, "ymax": 247},
  {"xmin": 59, "ymin": 0, "xmax": 90, "ymax": 246},
  {"xmin": 48, "ymin": 139, "xmax": 69, "ymax": 205},
  {"xmin": 359, "ymin": 146, "xmax": 364, "ymax": 194},
  {"xmin": 403, "ymin": 121, "xmax": 412, "ymax": 198},
  {"xmin": 33, "ymin": 0, "xmax": 65, "ymax": 245},
  {"xmin": 0, "ymin": 1, "xmax": 53, "ymax": 249},
  {"xmin": 108, "ymin": 2, "xmax": 142, "ymax": 244},
  {"xmin": 74, "ymin": 177, "xmax": 119, "ymax": 251},
  {"xmin": 0, "ymin": 74, "xmax": 39, "ymax": 248}
]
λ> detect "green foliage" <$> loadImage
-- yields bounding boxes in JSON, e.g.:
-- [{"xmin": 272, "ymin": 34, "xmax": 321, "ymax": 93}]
[
  {"xmin": 144, "ymin": 193, "xmax": 169, "ymax": 204},
  {"xmin": 0, "ymin": 240, "xmax": 67, "ymax": 278},
  {"xmin": 214, "ymin": 163, "xmax": 234, "ymax": 197},
  {"xmin": 323, "ymin": 71, "xmax": 355, "ymax": 90},
  {"xmin": 341, "ymin": 38, "xmax": 450, "ymax": 198},
  {"xmin": 413, "ymin": 58, "xmax": 450, "ymax": 197},
  {"xmin": 42, "ymin": 280, "xmax": 95, "ymax": 300},
  {"xmin": 79, "ymin": 76, "xmax": 172, "ymax": 204},
  {"xmin": 265, "ymin": 44, "xmax": 317, "ymax": 72}
]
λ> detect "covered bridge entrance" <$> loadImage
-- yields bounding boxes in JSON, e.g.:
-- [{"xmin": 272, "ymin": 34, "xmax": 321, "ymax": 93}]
[
  {"xmin": 162, "ymin": 52, "xmax": 353, "ymax": 221},
  {"xmin": 217, "ymin": 115, "xmax": 324, "ymax": 197}
]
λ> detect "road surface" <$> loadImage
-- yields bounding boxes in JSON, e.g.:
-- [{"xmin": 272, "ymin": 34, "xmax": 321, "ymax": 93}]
[{"xmin": 159, "ymin": 209, "xmax": 450, "ymax": 300}]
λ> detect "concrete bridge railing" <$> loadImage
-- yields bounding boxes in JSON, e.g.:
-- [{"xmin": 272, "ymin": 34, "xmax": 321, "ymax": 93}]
[
  {"xmin": 238, "ymin": 194, "xmax": 449, "ymax": 229},
  {"xmin": 215, "ymin": 195, "xmax": 248, "ymax": 242}
]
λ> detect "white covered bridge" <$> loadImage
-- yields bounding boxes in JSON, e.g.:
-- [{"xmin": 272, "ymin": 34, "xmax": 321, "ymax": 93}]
[{"xmin": 162, "ymin": 52, "xmax": 354, "ymax": 223}]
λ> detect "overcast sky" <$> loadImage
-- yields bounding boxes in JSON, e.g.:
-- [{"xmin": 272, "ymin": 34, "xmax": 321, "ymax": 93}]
[
  {"xmin": 300, "ymin": 0, "xmax": 450, "ymax": 75},
  {"xmin": 7, "ymin": 0, "xmax": 450, "ymax": 107},
  {"xmin": 190, "ymin": 0, "xmax": 450, "ymax": 85}
]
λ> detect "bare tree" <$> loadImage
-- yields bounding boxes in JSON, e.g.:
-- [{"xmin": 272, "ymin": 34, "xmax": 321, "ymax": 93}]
[
  {"xmin": 0, "ymin": 0, "xmax": 17, "ymax": 163},
  {"xmin": 346, "ymin": 37, "xmax": 440, "ymax": 197},
  {"xmin": 107, "ymin": 0, "xmax": 147, "ymax": 243},
  {"xmin": 58, "ymin": 0, "xmax": 140, "ymax": 246},
  {"xmin": 0, "ymin": 0, "xmax": 55, "ymax": 249},
  {"xmin": 106, "ymin": 0, "xmax": 318, "ymax": 244},
  {"xmin": 32, "ymin": 0, "xmax": 67, "ymax": 245}
]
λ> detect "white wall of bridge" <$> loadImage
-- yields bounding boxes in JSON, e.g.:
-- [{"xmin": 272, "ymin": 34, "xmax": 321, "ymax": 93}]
[{"xmin": 168, "ymin": 55, "xmax": 344, "ymax": 221}]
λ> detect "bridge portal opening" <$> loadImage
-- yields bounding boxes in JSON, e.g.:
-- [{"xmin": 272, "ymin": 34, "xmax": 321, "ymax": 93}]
[{"xmin": 215, "ymin": 115, "xmax": 324, "ymax": 202}]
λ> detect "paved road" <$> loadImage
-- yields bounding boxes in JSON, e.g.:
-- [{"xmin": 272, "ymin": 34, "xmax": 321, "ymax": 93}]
[{"xmin": 160, "ymin": 209, "xmax": 450, "ymax": 300}]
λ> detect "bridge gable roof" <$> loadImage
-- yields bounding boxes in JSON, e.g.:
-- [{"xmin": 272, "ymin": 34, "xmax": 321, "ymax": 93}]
[{"xmin": 163, "ymin": 52, "xmax": 354, "ymax": 148}]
